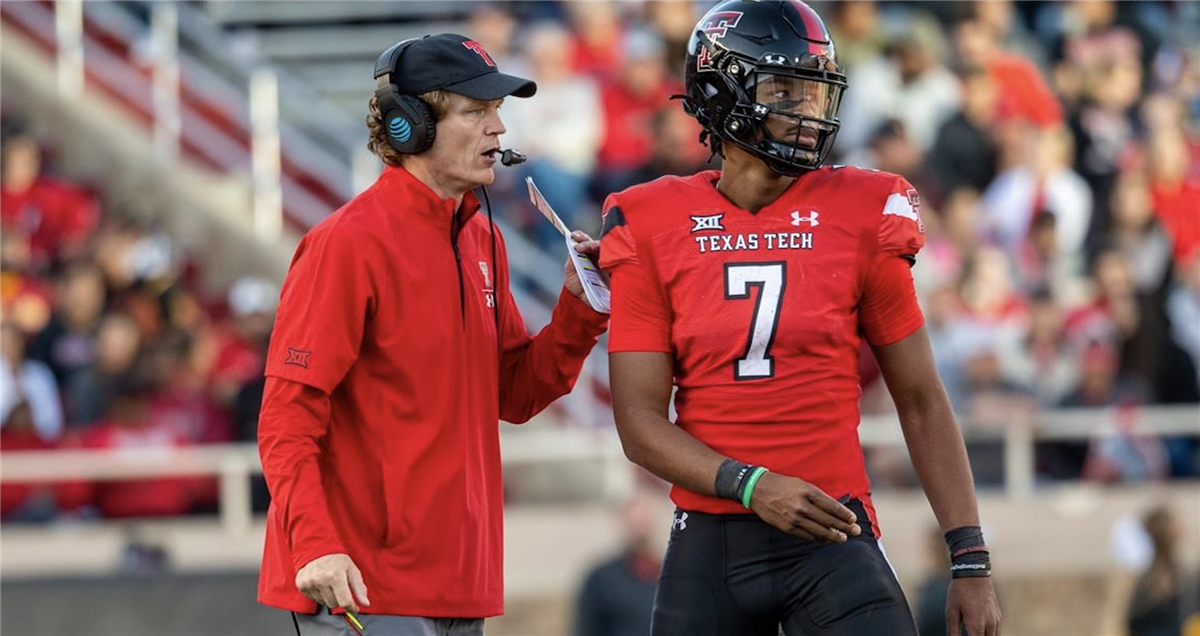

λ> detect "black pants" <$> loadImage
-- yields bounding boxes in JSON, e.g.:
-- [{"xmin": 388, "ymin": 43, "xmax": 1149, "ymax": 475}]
[{"xmin": 652, "ymin": 501, "xmax": 918, "ymax": 636}]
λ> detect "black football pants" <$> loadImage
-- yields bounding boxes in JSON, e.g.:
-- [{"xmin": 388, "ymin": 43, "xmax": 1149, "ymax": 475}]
[{"xmin": 651, "ymin": 500, "xmax": 919, "ymax": 636}]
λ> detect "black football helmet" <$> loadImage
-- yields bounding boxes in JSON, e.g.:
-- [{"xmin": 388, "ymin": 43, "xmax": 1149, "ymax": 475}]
[{"xmin": 683, "ymin": 0, "xmax": 846, "ymax": 175}]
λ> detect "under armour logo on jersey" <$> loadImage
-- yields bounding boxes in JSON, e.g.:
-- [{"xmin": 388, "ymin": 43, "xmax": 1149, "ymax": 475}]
[
  {"xmin": 690, "ymin": 214, "xmax": 725, "ymax": 233},
  {"xmin": 791, "ymin": 210, "xmax": 819, "ymax": 227},
  {"xmin": 672, "ymin": 511, "xmax": 689, "ymax": 531},
  {"xmin": 284, "ymin": 347, "xmax": 311, "ymax": 368}
]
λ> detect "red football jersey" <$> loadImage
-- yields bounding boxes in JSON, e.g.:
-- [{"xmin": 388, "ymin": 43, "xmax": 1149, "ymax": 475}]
[{"xmin": 600, "ymin": 168, "xmax": 927, "ymax": 528}]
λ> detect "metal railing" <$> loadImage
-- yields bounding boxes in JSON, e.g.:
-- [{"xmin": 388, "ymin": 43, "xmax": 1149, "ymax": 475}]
[{"xmin": 3, "ymin": 406, "xmax": 1195, "ymax": 536}]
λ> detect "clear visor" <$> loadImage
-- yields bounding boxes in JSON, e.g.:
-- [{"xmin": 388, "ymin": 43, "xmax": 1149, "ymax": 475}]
[
  {"xmin": 746, "ymin": 73, "xmax": 842, "ymax": 151},
  {"xmin": 747, "ymin": 73, "xmax": 842, "ymax": 121}
]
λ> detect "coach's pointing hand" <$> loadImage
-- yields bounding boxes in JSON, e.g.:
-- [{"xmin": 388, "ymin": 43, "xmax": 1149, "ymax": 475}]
[
  {"xmin": 295, "ymin": 553, "xmax": 370, "ymax": 613},
  {"xmin": 748, "ymin": 472, "xmax": 862, "ymax": 542}
]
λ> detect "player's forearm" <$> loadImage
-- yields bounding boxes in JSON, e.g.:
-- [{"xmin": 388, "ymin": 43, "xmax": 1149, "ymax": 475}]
[
  {"xmin": 614, "ymin": 404, "xmax": 727, "ymax": 496},
  {"xmin": 610, "ymin": 351, "xmax": 726, "ymax": 495},
  {"xmin": 897, "ymin": 394, "xmax": 982, "ymax": 531}
]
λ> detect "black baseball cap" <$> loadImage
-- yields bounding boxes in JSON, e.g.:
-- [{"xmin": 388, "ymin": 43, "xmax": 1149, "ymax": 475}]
[{"xmin": 378, "ymin": 33, "xmax": 536, "ymax": 100}]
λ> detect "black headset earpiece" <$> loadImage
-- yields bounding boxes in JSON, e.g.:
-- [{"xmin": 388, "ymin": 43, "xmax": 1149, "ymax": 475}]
[{"xmin": 373, "ymin": 39, "xmax": 437, "ymax": 155}]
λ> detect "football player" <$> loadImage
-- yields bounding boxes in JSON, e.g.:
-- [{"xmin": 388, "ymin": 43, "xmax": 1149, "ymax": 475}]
[{"xmin": 599, "ymin": 1, "xmax": 1003, "ymax": 635}]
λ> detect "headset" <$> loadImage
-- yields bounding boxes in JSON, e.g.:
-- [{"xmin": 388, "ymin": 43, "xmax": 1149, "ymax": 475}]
[{"xmin": 373, "ymin": 38, "xmax": 437, "ymax": 155}]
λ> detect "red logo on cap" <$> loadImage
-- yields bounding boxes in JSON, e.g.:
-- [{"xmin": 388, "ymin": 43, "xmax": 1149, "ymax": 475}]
[{"xmin": 462, "ymin": 40, "xmax": 496, "ymax": 67}]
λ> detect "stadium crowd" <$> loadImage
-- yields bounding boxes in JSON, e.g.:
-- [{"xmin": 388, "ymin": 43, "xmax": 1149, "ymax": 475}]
[{"xmin": 1, "ymin": 0, "xmax": 1198, "ymax": 524}]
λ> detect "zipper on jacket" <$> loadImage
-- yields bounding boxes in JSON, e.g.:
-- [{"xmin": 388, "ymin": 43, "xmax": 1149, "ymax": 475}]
[{"xmin": 450, "ymin": 216, "xmax": 466, "ymax": 330}]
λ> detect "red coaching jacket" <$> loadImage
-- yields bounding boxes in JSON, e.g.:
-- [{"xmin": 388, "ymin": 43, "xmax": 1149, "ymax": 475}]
[{"xmin": 257, "ymin": 166, "xmax": 608, "ymax": 617}]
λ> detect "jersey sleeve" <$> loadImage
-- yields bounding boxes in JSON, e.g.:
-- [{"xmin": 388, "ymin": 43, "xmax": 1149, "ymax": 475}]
[
  {"xmin": 264, "ymin": 223, "xmax": 376, "ymax": 394},
  {"xmin": 860, "ymin": 255, "xmax": 925, "ymax": 347},
  {"xmin": 599, "ymin": 196, "xmax": 673, "ymax": 353},
  {"xmin": 878, "ymin": 177, "xmax": 927, "ymax": 262},
  {"xmin": 859, "ymin": 176, "xmax": 927, "ymax": 346}
]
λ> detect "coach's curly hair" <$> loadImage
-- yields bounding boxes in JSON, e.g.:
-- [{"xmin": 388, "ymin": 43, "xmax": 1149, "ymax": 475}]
[{"xmin": 365, "ymin": 91, "xmax": 452, "ymax": 166}]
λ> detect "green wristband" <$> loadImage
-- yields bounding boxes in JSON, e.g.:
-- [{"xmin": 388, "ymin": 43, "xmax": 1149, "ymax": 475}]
[{"xmin": 740, "ymin": 467, "xmax": 768, "ymax": 509}]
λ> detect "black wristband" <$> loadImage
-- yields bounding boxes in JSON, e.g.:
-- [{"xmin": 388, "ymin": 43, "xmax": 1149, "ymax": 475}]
[
  {"xmin": 714, "ymin": 459, "xmax": 754, "ymax": 501},
  {"xmin": 945, "ymin": 525, "xmax": 992, "ymax": 578}
]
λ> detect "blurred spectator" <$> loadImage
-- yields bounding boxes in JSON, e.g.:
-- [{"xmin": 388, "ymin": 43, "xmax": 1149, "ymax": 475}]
[
  {"xmin": 144, "ymin": 331, "xmax": 230, "ymax": 446},
  {"xmin": 64, "ymin": 312, "xmax": 142, "ymax": 427},
  {"xmin": 1084, "ymin": 241, "xmax": 1185, "ymax": 402},
  {"xmin": 974, "ymin": 0, "xmax": 1044, "ymax": 65},
  {"xmin": 837, "ymin": 15, "xmax": 960, "ymax": 153},
  {"xmin": 927, "ymin": 66, "xmax": 1000, "ymax": 197},
  {"xmin": 28, "ymin": 262, "xmax": 107, "ymax": 387},
  {"xmin": 825, "ymin": 1, "xmax": 887, "ymax": 75},
  {"xmin": 1147, "ymin": 128, "xmax": 1200, "ymax": 268},
  {"xmin": 93, "ymin": 214, "xmax": 180, "ymax": 305},
  {"xmin": 914, "ymin": 525, "xmax": 952, "ymax": 636},
  {"xmin": 0, "ymin": 320, "xmax": 63, "ymax": 442},
  {"xmin": 1042, "ymin": 0, "xmax": 1162, "ymax": 75},
  {"xmin": 1126, "ymin": 505, "xmax": 1192, "ymax": 635},
  {"xmin": 0, "ymin": 122, "xmax": 100, "ymax": 272},
  {"xmin": 0, "ymin": 402, "xmax": 58, "ymax": 522},
  {"xmin": 216, "ymin": 282, "xmax": 276, "ymax": 513},
  {"xmin": 566, "ymin": 1, "xmax": 627, "ymax": 83},
  {"xmin": 1083, "ymin": 400, "xmax": 1169, "ymax": 486},
  {"xmin": 934, "ymin": 247, "xmax": 1029, "ymax": 410},
  {"xmin": 1039, "ymin": 342, "xmax": 1155, "ymax": 482},
  {"xmin": 207, "ymin": 275, "xmax": 277, "ymax": 410},
  {"xmin": 854, "ymin": 120, "xmax": 931, "ymax": 196},
  {"xmin": 980, "ymin": 125, "xmax": 1093, "ymax": 257},
  {"xmin": 58, "ymin": 376, "xmax": 198, "ymax": 518},
  {"xmin": 1063, "ymin": 340, "xmax": 1144, "ymax": 411},
  {"xmin": 1167, "ymin": 252, "xmax": 1200, "ymax": 398},
  {"xmin": 998, "ymin": 291, "xmax": 1080, "ymax": 409},
  {"xmin": 503, "ymin": 21, "xmax": 604, "ymax": 243},
  {"xmin": 1071, "ymin": 54, "xmax": 1144, "ymax": 258},
  {"xmin": 0, "ymin": 224, "xmax": 54, "ymax": 335},
  {"xmin": 954, "ymin": 14, "xmax": 1063, "ymax": 129},
  {"xmin": 626, "ymin": 106, "xmax": 709, "ymax": 186},
  {"xmin": 1107, "ymin": 170, "xmax": 1173, "ymax": 295},
  {"xmin": 912, "ymin": 187, "xmax": 979, "ymax": 296},
  {"xmin": 957, "ymin": 341, "xmax": 1035, "ymax": 426},
  {"xmin": 1078, "ymin": 248, "xmax": 1138, "ymax": 340},
  {"xmin": 574, "ymin": 491, "xmax": 661, "ymax": 636},
  {"xmin": 639, "ymin": 0, "xmax": 697, "ymax": 78},
  {"xmin": 465, "ymin": 3, "xmax": 520, "ymax": 72},
  {"xmin": 959, "ymin": 246, "xmax": 1030, "ymax": 333},
  {"xmin": 1013, "ymin": 211, "xmax": 1076, "ymax": 298},
  {"xmin": 593, "ymin": 29, "xmax": 680, "ymax": 197}
]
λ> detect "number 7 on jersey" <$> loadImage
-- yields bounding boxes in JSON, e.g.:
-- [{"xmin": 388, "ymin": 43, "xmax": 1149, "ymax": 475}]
[{"xmin": 725, "ymin": 262, "xmax": 786, "ymax": 380}]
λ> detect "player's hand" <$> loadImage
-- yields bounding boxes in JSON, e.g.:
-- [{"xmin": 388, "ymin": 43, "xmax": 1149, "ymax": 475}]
[
  {"xmin": 295, "ymin": 553, "xmax": 370, "ymax": 613},
  {"xmin": 946, "ymin": 577, "xmax": 1001, "ymax": 636},
  {"xmin": 748, "ymin": 472, "xmax": 862, "ymax": 542},
  {"xmin": 564, "ymin": 230, "xmax": 599, "ymax": 305}
]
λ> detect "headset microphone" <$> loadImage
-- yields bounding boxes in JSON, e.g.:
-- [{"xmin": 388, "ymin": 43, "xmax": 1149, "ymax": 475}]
[{"xmin": 499, "ymin": 148, "xmax": 527, "ymax": 166}]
